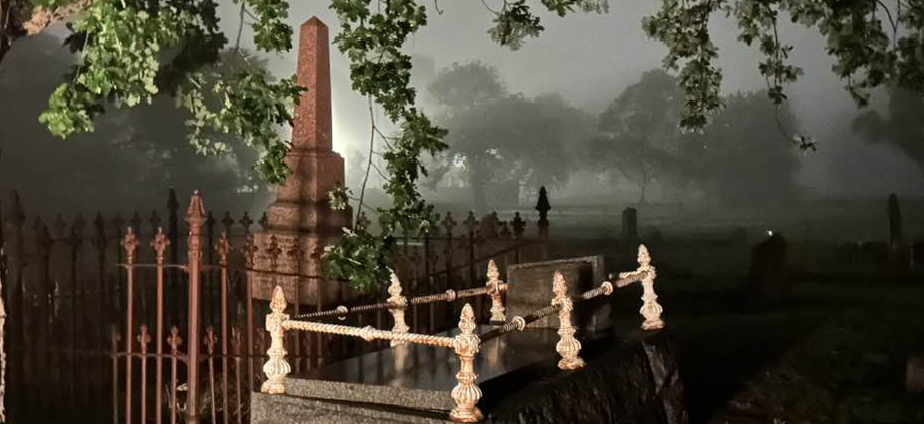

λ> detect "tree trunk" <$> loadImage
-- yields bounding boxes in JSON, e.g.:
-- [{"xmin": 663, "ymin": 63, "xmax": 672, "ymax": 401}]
[
  {"xmin": 470, "ymin": 176, "xmax": 487, "ymax": 215},
  {"xmin": 638, "ymin": 179, "xmax": 648, "ymax": 205},
  {"xmin": 467, "ymin": 156, "xmax": 489, "ymax": 214},
  {"xmin": 0, "ymin": 35, "xmax": 10, "ymax": 67}
]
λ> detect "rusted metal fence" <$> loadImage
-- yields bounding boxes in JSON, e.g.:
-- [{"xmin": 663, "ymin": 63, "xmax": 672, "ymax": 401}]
[{"xmin": 0, "ymin": 189, "xmax": 549, "ymax": 424}]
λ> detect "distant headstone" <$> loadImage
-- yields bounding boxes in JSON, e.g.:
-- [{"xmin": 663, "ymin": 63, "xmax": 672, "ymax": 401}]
[
  {"xmin": 907, "ymin": 356, "xmax": 924, "ymax": 394},
  {"xmin": 912, "ymin": 239, "xmax": 921, "ymax": 271},
  {"xmin": 507, "ymin": 256, "xmax": 606, "ymax": 331},
  {"xmin": 622, "ymin": 208, "xmax": 638, "ymax": 244},
  {"xmin": 887, "ymin": 193, "xmax": 907, "ymax": 275},
  {"xmin": 888, "ymin": 193, "xmax": 903, "ymax": 246},
  {"xmin": 746, "ymin": 233, "xmax": 790, "ymax": 305}
]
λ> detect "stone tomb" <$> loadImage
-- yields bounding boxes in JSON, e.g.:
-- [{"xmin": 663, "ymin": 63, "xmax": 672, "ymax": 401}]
[
  {"xmin": 506, "ymin": 256, "xmax": 607, "ymax": 331},
  {"xmin": 251, "ymin": 327, "xmax": 687, "ymax": 424}
]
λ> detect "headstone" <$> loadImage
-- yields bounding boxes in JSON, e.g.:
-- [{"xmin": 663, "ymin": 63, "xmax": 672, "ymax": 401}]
[
  {"xmin": 745, "ymin": 233, "xmax": 790, "ymax": 305},
  {"xmin": 252, "ymin": 17, "xmax": 352, "ymax": 304},
  {"xmin": 887, "ymin": 193, "xmax": 908, "ymax": 275},
  {"xmin": 506, "ymin": 256, "xmax": 606, "ymax": 331},
  {"xmin": 888, "ymin": 193, "xmax": 903, "ymax": 246},
  {"xmin": 622, "ymin": 207, "xmax": 638, "ymax": 244},
  {"xmin": 912, "ymin": 239, "xmax": 921, "ymax": 271},
  {"xmin": 907, "ymin": 355, "xmax": 924, "ymax": 394}
]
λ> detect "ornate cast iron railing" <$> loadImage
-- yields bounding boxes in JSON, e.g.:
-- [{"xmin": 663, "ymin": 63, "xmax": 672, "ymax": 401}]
[{"xmin": 260, "ymin": 245, "xmax": 665, "ymax": 423}]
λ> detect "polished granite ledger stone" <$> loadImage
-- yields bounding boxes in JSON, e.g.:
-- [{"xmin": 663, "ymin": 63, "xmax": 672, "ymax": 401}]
[{"xmin": 251, "ymin": 326, "xmax": 687, "ymax": 424}]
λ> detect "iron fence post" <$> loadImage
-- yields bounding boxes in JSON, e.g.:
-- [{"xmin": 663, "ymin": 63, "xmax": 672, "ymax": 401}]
[{"xmin": 185, "ymin": 191, "xmax": 206, "ymax": 424}]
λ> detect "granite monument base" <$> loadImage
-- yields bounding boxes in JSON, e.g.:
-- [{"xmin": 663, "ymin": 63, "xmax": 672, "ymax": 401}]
[
  {"xmin": 251, "ymin": 327, "xmax": 686, "ymax": 424},
  {"xmin": 506, "ymin": 256, "xmax": 607, "ymax": 331}
]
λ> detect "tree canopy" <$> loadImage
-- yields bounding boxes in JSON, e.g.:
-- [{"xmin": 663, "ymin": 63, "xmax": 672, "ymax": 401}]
[
  {"xmin": 853, "ymin": 85, "xmax": 924, "ymax": 185},
  {"xmin": 589, "ymin": 69, "xmax": 802, "ymax": 206},
  {"xmin": 424, "ymin": 61, "xmax": 590, "ymax": 212}
]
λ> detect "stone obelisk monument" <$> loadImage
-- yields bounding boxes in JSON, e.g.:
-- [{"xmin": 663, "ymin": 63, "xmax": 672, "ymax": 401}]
[{"xmin": 253, "ymin": 17, "xmax": 352, "ymax": 304}]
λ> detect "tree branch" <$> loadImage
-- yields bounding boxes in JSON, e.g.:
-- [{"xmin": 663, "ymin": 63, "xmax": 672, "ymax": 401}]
[{"xmin": 357, "ymin": 95, "xmax": 377, "ymax": 223}]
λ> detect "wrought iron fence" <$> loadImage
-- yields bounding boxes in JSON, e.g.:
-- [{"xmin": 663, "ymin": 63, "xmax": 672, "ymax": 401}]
[{"xmin": 0, "ymin": 189, "xmax": 550, "ymax": 424}]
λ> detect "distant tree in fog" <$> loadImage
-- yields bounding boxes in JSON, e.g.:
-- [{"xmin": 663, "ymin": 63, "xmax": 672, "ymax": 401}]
[
  {"xmin": 590, "ymin": 69, "xmax": 690, "ymax": 203},
  {"xmin": 590, "ymin": 70, "xmax": 801, "ymax": 206},
  {"xmin": 853, "ymin": 86, "xmax": 924, "ymax": 189},
  {"xmin": 427, "ymin": 61, "xmax": 505, "ymax": 112},
  {"xmin": 693, "ymin": 91, "xmax": 802, "ymax": 206},
  {"xmin": 425, "ymin": 61, "xmax": 592, "ymax": 212}
]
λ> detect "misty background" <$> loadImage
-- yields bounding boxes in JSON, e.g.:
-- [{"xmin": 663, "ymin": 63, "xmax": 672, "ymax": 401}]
[{"xmin": 1, "ymin": 2, "xmax": 921, "ymax": 221}]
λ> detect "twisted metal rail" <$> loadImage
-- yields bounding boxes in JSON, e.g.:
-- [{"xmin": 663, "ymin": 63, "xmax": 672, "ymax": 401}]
[
  {"xmin": 261, "ymin": 245, "xmax": 665, "ymax": 423},
  {"xmin": 292, "ymin": 259, "xmax": 509, "ymax": 329}
]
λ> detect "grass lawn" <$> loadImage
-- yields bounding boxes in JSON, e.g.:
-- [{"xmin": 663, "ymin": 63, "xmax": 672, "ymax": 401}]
[
  {"xmin": 642, "ymin": 277, "xmax": 924, "ymax": 424},
  {"xmin": 547, "ymin": 229, "xmax": 924, "ymax": 424}
]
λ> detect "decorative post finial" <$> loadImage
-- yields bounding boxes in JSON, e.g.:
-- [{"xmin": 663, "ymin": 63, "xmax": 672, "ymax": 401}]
[
  {"xmin": 450, "ymin": 304, "xmax": 482, "ymax": 422},
  {"xmin": 151, "ymin": 227, "xmax": 170, "ymax": 263},
  {"xmin": 636, "ymin": 244, "xmax": 664, "ymax": 330},
  {"xmin": 216, "ymin": 231, "xmax": 231, "ymax": 266},
  {"xmin": 122, "ymin": 227, "xmax": 139, "ymax": 264},
  {"xmin": 387, "ymin": 271, "xmax": 409, "ymax": 346},
  {"xmin": 243, "ymin": 234, "xmax": 257, "ymax": 269},
  {"xmin": 261, "ymin": 286, "xmax": 291, "ymax": 394},
  {"xmin": 486, "ymin": 260, "xmax": 506, "ymax": 323},
  {"xmin": 638, "ymin": 244, "xmax": 651, "ymax": 267},
  {"xmin": 552, "ymin": 271, "xmax": 585, "ymax": 370}
]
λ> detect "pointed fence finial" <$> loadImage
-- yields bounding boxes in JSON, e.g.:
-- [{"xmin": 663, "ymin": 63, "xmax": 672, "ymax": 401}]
[
  {"xmin": 387, "ymin": 272, "xmax": 409, "ymax": 346},
  {"xmin": 167, "ymin": 188, "xmax": 179, "ymax": 211},
  {"xmin": 122, "ymin": 228, "xmax": 139, "ymax": 265},
  {"xmin": 450, "ymin": 303, "xmax": 482, "ymax": 422},
  {"xmin": 216, "ymin": 232, "xmax": 231, "ymax": 266},
  {"xmin": 638, "ymin": 244, "xmax": 651, "ymax": 267},
  {"xmin": 262, "ymin": 286, "xmax": 291, "ymax": 394},
  {"xmin": 186, "ymin": 190, "xmax": 206, "ymax": 223},
  {"xmin": 186, "ymin": 191, "xmax": 206, "ymax": 260},
  {"xmin": 636, "ymin": 244, "xmax": 664, "ymax": 330},
  {"xmin": 6, "ymin": 190, "xmax": 25, "ymax": 226},
  {"xmin": 151, "ymin": 227, "xmax": 170, "ymax": 263},
  {"xmin": 552, "ymin": 271, "xmax": 585, "ymax": 370},
  {"xmin": 243, "ymin": 234, "xmax": 258, "ymax": 269},
  {"xmin": 486, "ymin": 260, "xmax": 507, "ymax": 323},
  {"xmin": 93, "ymin": 213, "xmax": 106, "ymax": 247}
]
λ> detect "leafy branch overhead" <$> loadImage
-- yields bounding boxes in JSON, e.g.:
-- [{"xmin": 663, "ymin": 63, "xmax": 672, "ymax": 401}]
[{"xmin": 643, "ymin": 0, "xmax": 924, "ymax": 137}]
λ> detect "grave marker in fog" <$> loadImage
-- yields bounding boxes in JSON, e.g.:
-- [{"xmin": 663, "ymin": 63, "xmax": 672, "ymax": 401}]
[{"xmin": 622, "ymin": 207, "xmax": 638, "ymax": 244}]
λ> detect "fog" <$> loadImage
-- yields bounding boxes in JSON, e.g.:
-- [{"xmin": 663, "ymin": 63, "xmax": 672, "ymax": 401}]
[{"xmin": 1, "ymin": 2, "xmax": 922, "ymax": 218}]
